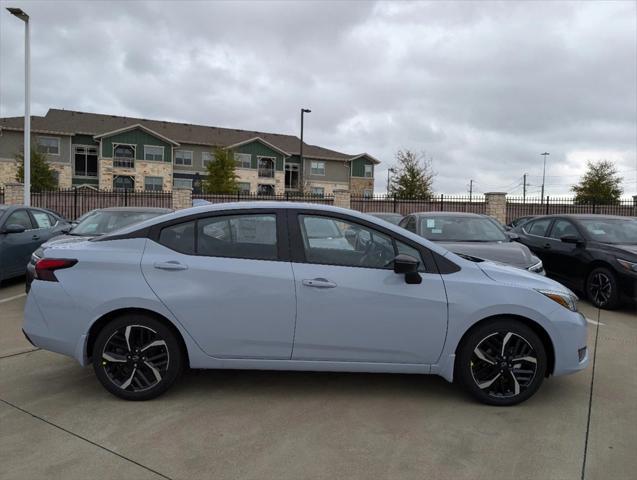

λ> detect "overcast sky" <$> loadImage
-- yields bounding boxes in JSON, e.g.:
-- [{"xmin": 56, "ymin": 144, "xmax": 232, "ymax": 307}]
[{"xmin": 1, "ymin": 0, "xmax": 635, "ymax": 196}]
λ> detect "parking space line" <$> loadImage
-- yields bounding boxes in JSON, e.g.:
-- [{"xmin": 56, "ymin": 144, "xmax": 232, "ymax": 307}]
[
  {"xmin": 0, "ymin": 348, "xmax": 40, "ymax": 360},
  {"xmin": 581, "ymin": 309, "xmax": 602, "ymax": 480},
  {"xmin": 0, "ymin": 293, "xmax": 26, "ymax": 304},
  {"xmin": 0, "ymin": 397, "xmax": 173, "ymax": 480}
]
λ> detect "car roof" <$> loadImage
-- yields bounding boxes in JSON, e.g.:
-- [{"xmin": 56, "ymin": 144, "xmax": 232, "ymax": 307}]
[
  {"xmin": 409, "ymin": 211, "xmax": 486, "ymax": 218},
  {"xmin": 95, "ymin": 207, "xmax": 173, "ymax": 213},
  {"xmin": 530, "ymin": 214, "xmax": 634, "ymax": 220},
  {"xmin": 367, "ymin": 212, "xmax": 403, "ymax": 216}
]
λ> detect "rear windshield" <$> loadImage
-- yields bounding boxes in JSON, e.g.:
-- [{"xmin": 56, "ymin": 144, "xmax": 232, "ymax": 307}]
[
  {"xmin": 71, "ymin": 210, "xmax": 166, "ymax": 236},
  {"xmin": 419, "ymin": 216, "xmax": 507, "ymax": 242}
]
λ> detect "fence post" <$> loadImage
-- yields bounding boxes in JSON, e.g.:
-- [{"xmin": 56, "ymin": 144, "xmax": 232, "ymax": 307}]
[
  {"xmin": 440, "ymin": 194, "xmax": 444, "ymax": 211},
  {"xmin": 333, "ymin": 190, "xmax": 351, "ymax": 209},
  {"xmin": 4, "ymin": 182, "xmax": 24, "ymax": 205},
  {"xmin": 172, "ymin": 187, "xmax": 192, "ymax": 210},
  {"xmin": 633, "ymin": 195, "xmax": 637, "ymax": 216},
  {"xmin": 592, "ymin": 202, "xmax": 596, "ymax": 214},
  {"xmin": 237, "ymin": 190, "xmax": 241, "ymax": 202},
  {"xmin": 485, "ymin": 192, "xmax": 507, "ymax": 224},
  {"xmin": 393, "ymin": 195, "xmax": 397, "ymax": 213},
  {"xmin": 545, "ymin": 196, "xmax": 549, "ymax": 215},
  {"xmin": 73, "ymin": 186, "xmax": 78, "ymax": 220}
]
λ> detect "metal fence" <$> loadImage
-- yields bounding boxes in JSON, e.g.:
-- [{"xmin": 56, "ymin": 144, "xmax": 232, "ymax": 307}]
[
  {"xmin": 30, "ymin": 188, "xmax": 172, "ymax": 219},
  {"xmin": 192, "ymin": 192, "xmax": 335, "ymax": 205},
  {"xmin": 0, "ymin": 187, "xmax": 4, "ymax": 205},
  {"xmin": 506, "ymin": 196, "xmax": 636, "ymax": 223},
  {"xmin": 352, "ymin": 195, "xmax": 487, "ymax": 215}
]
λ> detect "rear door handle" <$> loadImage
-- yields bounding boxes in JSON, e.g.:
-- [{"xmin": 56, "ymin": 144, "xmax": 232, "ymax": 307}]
[
  {"xmin": 543, "ymin": 243, "xmax": 551, "ymax": 249},
  {"xmin": 32, "ymin": 235, "xmax": 40, "ymax": 240},
  {"xmin": 302, "ymin": 278, "xmax": 337, "ymax": 288},
  {"xmin": 154, "ymin": 261, "xmax": 188, "ymax": 271}
]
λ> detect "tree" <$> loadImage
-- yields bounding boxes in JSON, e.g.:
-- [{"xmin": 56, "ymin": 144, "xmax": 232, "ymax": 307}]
[
  {"xmin": 15, "ymin": 146, "xmax": 58, "ymax": 192},
  {"xmin": 571, "ymin": 160, "xmax": 623, "ymax": 204},
  {"xmin": 388, "ymin": 149, "xmax": 436, "ymax": 199},
  {"xmin": 202, "ymin": 147, "xmax": 239, "ymax": 194}
]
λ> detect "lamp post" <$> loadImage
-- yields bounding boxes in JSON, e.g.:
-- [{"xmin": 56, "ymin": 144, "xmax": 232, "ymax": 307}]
[
  {"xmin": 540, "ymin": 152, "xmax": 550, "ymax": 204},
  {"xmin": 7, "ymin": 7, "xmax": 30, "ymax": 205},
  {"xmin": 386, "ymin": 168, "xmax": 395, "ymax": 194},
  {"xmin": 299, "ymin": 108, "xmax": 311, "ymax": 192}
]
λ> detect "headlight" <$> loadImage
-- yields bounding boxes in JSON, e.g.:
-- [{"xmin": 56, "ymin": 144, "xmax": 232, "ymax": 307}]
[
  {"xmin": 616, "ymin": 258, "xmax": 637, "ymax": 273},
  {"xmin": 528, "ymin": 259, "xmax": 544, "ymax": 274},
  {"xmin": 536, "ymin": 289, "xmax": 578, "ymax": 312}
]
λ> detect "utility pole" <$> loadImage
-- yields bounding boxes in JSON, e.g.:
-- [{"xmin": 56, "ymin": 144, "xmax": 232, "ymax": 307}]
[
  {"xmin": 540, "ymin": 152, "xmax": 550, "ymax": 204},
  {"xmin": 468, "ymin": 179, "xmax": 474, "ymax": 202},
  {"xmin": 522, "ymin": 173, "xmax": 527, "ymax": 203},
  {"xmin": 299, "ymin": 108, "xmax": 311, "ymax": 192},
  {"xmin": 386, "ymin": 168, "xmax": 395, "ymax": 194}
]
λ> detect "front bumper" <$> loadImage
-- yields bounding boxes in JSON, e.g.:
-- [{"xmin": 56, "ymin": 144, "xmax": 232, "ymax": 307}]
[{"xmin": 550, "ymin": 309, "xmax": 589, "ymax": 376}]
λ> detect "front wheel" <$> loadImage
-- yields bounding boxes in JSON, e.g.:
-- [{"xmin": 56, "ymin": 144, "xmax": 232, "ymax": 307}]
[
  {"xmin": 586, "ymin": 267, "xmax": 620, "ymax": 309},
  {"xmin": 92, "ymin": 314, "xmax": 184, "ymax": 400},
  {"xmin": 456, "ymin": 320, "xmax": 547, "ymax": 406}
]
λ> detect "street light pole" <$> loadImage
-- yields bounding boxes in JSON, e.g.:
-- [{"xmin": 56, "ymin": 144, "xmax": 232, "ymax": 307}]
[
  {"xmin": 299, "ymin": 108, "xmax": 311, "ymax": 192},
  {"xmin": 7, "ymin": 7, "xmax": 30, "ymax": 205},
  {"xmin": 540, "ymin": 152, "xmax": 550, "ymax": 204},
  {"xmin": 386, "ymin": 168, "xmax": 395, "ymax": 194}
]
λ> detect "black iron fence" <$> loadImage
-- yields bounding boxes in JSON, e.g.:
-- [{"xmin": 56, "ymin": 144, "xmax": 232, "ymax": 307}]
[
  {"xmin": 0, "ymin": 187, "xmax": 4, "ymax": 205},
  {"xmin": 352, "ymin": 195, "xmax": 487, "ymax": 215},
  {"xmin": 30, "ymin": 188, "xmax": 172, "ymax": 220},
  {"xmin": 192, "ymin": 192, "xmax": 335, "ymax": 205},
  {"xmin": 506, "ymin": 196, "xmax": 636, "ymax": 223}
]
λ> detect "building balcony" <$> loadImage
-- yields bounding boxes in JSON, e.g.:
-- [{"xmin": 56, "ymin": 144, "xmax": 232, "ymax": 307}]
[
  {"xmin": 114, "ymin": 157, "xmax": 135, "ymax": 169},
  {"xmin": 258, "ymin": 167, "xmax": 275, "ymax": 178}
]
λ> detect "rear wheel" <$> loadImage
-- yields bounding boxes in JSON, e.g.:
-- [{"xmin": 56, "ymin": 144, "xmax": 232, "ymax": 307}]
[
  {"xmin": 92, "ymin": 314, "xmax": 184, "ymax": 400},
  {"xmin": 456, "ymin": 320, "xmax": 547, "ymax": 406},
  {"xmin": 586, "ymin": 267, "xmax": 620, "ymax": 310}
]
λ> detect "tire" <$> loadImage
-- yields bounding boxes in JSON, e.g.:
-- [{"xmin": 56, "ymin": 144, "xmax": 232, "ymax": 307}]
[
  {"xmin": 92, "ymin": 314, "xmax": 184, "ymax": 401},
  {"xmin": 586, "ymin": 267, "xmax": 620, "ymax": 310},
  {"xmin": 456, "ymin": 320, "xmax": 547, "ymax": 406}
]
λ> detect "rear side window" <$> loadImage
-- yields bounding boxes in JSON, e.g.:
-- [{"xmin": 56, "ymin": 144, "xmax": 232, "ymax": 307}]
[
  {"xmin": 524, "ymin": 218, "xmax": 552, "ymax": 237},
  {"xmin": 5, "ymin": 210, "xmax": 33, "ymax": 229},
  {"xmin": 198, "ymin": 214, "xmax": 277, "ymax": 260},
  {"xmin": 32, "ymin": 211, "xmax": 53, "ymax": 228},
  {"xmin": 159, "ymin": 221, "xmax": 195, "ymax": 254}
]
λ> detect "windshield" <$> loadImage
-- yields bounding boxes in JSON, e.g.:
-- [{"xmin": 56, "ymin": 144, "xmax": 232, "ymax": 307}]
[
  {"xmin": 419, "ymin": 216, "xmax": 508, "ymax": 242},
  {"xmin": 71, "ymin": 210, "xmax": 165, "ymax": 236},
  {"xmin": 579, "ymin": 218, "xmax": 637, "ymax": 244}
]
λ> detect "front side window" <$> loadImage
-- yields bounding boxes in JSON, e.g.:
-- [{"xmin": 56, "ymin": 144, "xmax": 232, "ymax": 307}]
[
  {"xmin": 549, "ymin": 219, "xmax": 581, "ymax": 240},
  {"xmin": 524, "ymin": 218, "xmax": 552, "ymax": 237},
  {"xmin": 198, "ymin": 214, "xmax": 277, "ymax": 260},
  {"xmin": 175, "ymin": 150, "xmax": 193, "ymax": 166},
  {"xmin": 202, "ymin": 152, "xmax": 214, "ymax": 168},
  {"xmin": 234, "ymin": 153, "xmax": 252, "ymax": 169},
  {"xmin": 299, "ymin": 215, "xmax": 415, "ymax": 269},
  {"xmin": 144, "ymin": 176, "xmax": 163, "ymax": 191},
  {"xmin": 310, "ymin": 161, "xmax": 325, "ymax": 176},
  {"xmin": 144, "ymin": 146, "xmax": 164, "ymax": 161},
  {"xmin": 364, "ymin": 164, "xmax": 373, "ymax": 178},
  {"xmin": 37, "ymin": 137, "xmax": 60, "ymax": 155},
  {"xmin": 5, "ymin": 210, "xmax": 33, "ymax": 230}
]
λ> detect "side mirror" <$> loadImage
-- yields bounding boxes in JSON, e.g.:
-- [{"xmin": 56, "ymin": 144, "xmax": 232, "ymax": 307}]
[
  {"xmin": 506, "ymin": 231, "xmax": 519, "ymax": 241},
  {"xmin": 504, "ymin": 225, "xmax": 512, "ymax": 231},
  {"xmin": 561, "ymin": 235, "xmax": 583, "ymax": 245},
  {"xmin": 393, "ymin": 254, "xmax": 422, "ymax": 284},
  {"xmin": 3, "ymin": 224, "xmax": 26, "ymax": 234}
]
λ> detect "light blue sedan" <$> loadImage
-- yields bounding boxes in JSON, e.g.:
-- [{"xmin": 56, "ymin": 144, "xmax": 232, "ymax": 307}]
[{"xmin": 23, "ymin": 203, "xmax": 589, "ymax": 405}]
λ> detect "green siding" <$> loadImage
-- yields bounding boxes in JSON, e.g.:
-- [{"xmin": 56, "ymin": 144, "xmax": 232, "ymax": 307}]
[
  {"xmin": 72, "ymin": 177, "xmax": 99, "ymax": 186},
  {"xmin": 72, "ymin": 134, "xmax": 98, "ymax": 146},
  {"xmin": 286, "ymin": 155, "xmax": 301, "ymax": 164},
  {"xmin": 101, "ymin": 129, "xmax": 172, "ymax": 162},
  {"xmin": 234, "ymin": 141, "xmax": 285, "ymax": 170},
  {"xmin": 351, "ymin": 157, "xmax": 374, "ymax": 178}
]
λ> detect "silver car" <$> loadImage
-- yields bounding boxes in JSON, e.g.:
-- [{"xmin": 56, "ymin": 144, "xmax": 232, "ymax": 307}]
[{"xmin": 24, "ymin": 203, "xmax": 588, "ymax": 405}]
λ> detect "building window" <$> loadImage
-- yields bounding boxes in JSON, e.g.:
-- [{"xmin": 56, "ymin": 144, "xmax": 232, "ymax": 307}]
[
  {"xmin": 113, "ymin": 175, "xmax": 134, "ymax": 191},
  {"xmin": 202, "ymin": 152, "xmax": 214, "ymax": 168},
  {"xmin": 363, "ymin": 188, "xmax": 373, "ymax": 198},
  {"xmin": 175, "ymin": 150, "xmax": 193, "ymax": 166},
  {"xmin": 364, "ymin": 164, "xmax": 373, "ymax": 178},
  {"xmin": 258, "ymin": 157, "xmax": 275, "ymax": 178},
  {"xmin": 310, "ymin": 161, "xmax": 325, "ymax": 176},
  {"xmin": 173, "ymin": 178, "xmax": 193, "ymax": 189},
  {"xmin": 144, "ymin": 176, "xmax": 163, "ymax": 191},
  {"xmin": 310, "ymin": 186, "xmax": 325, "ymax": 197},
  {"xmin": 74, "ymin": 146, "xmax": 98, "ymax": 177},
  {"xmin": 144, "ymin": 146, "xmax": 164, "ymax": 161},
  {"xmin": 237, "ymin": 182, "xmax": 251, "ymax": 193},
  {"xmin": 257, "ymin": 184, "xmax": 275, "ymax": 195},
  {"xmin": 234, "ymin": 152, "xmax": 252, "ymax": 169},
  {"xmin": 37, "ymin": 137, "xmax": 60, "ymax": 155},
  {"xmin": 113, "ymin": 144, "xmax": 135, "ymax": 168},
  {"xmin": 285, "ymin": 163, "xmax": 299, "ymax": 189}
]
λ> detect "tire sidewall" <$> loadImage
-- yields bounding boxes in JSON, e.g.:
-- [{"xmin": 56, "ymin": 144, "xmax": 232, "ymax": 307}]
[
  {"xmin": 456, "ymin": 320, "xmax": 547, "ymax": 406},
  {"xmin": 92, "ymin": 314, "xmax": 183, "ymax": 401},
  {"xmin": 586, "ymin": 267, "xmax": 619, "ymax": 310}
]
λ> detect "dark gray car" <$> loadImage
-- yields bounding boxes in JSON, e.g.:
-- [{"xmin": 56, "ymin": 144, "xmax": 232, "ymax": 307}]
[
  {"xmin": 0, "ymin": 205, "xmax": 71, "ymax": 282},
  {"xmin": 399, "ymin": 212, "xmax": 545, "ymax": 274},
  {"xmin": 26, "ymin": 207, "xmax": 172, "ymax": 290}
]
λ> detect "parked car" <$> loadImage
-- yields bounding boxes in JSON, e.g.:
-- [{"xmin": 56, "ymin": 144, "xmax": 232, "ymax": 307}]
[
  {"xmin": 0, "ymin": 205, "xmax": 71, "ymax": 282},
  {"xmin": 512, "ymin": 214, "xmax": 637, "ymax": 309},
  {"xmin": 367, "ymin": 212, "xmax": 404, "ymax": 225},
  {"xmin": 399, "ymin": 212, "xmax": 545, "ymax": 274},
  {"xmin": 507, "ymin": 215, "xmax": 537, "ymax": 230},
  {"xmin": 24, "ymin": 203, "xmax": 588, "ymax": 405},
  {"xmin": 26, "ymin": 207, "xmax": 172, "ymax": 290}
]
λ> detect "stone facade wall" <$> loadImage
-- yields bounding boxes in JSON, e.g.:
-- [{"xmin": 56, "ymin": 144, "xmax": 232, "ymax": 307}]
[
  {"xmin": 235, "ymin": 169, "xmax": 284, "ymax": 194},
  {"xmin": 0, "ymin": 160, "xmax": 17, "ymax": 187},
  {"xmin": 4, "ymin": 183, "xmax": 24, "ymax": 204},
  {"xmin": 49, "ymin": 163, "xmax": 72, "ymax": 189},
  {"xmin": 485, "ymin": 192, "xmax": 507, "ymax": 224},
  {"xmin": 350, "ymin": 177, "xmax": 374, "ymax": 196},
  {"xmin": 333, "ymin": 190, "xmax": 351, "ymax": 209},
  {"xmin": 98, "ymin": 158, "xmax": 172, "ymax": 191},
  {"xmin": 172, "ymin": 187, "xmax": 192, "ymax": 210}
]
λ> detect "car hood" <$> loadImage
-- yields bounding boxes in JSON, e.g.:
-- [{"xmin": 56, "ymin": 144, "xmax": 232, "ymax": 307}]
[
  {"xmin": 599, "ymin": 243, "xmax": 637, "ymax": 257},
  {"xmin": 477, "ymin": 260, "xmax": 572, "ymax": 294},
  {"xmin": 438, "ymin": 241, "xmax": 536, "ymax": 268}
]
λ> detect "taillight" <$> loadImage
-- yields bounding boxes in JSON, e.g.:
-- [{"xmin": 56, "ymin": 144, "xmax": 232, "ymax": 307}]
[{"xmin": 34, "ymin": 258, "xmax": 77, "ymax": 282}]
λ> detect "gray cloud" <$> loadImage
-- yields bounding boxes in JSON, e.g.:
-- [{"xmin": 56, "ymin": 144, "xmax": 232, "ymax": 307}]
[{"xmin": 0, "ymin": 0, "xmax": 635, "ymax": 195}]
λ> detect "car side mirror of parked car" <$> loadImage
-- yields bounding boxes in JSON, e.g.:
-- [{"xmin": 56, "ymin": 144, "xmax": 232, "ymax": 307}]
[
  {"xmin": 2, "ymin": 224, "xmax": 27, "ymax": 234},
  {"xmin": 393, "ymin": 254, "xmax": 422, "ymax": 284},
  {"xmin": 560, "ymin": 235, "xmax": 583, "ymax": 245},
  {"xmin": 506, "ymin": 231, "xmax": 519, "ymax": 241}
]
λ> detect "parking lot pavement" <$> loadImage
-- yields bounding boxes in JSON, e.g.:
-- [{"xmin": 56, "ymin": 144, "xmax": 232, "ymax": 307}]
[{"xmin": 0, "ymin": 282, "xmax": 635, "ymax": 480}]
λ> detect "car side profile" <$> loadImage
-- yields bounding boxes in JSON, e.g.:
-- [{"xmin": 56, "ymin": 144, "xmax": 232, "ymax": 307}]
[{"xmin": 24, "ymin": 203, "xmax": 588, "ymax": 406}]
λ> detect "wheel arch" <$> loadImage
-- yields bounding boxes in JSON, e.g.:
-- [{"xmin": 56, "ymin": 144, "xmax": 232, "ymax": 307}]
[
  {"xmin": 454, "ymin": 314, "xmax": 556, "ymax": 376},
  {"xmin": 585, "ymin": 260, "xmax": 616, "ymax": 279},
  {"xmin": 86, "ymin": 307, "xmax": 190, "ymax": 368}
]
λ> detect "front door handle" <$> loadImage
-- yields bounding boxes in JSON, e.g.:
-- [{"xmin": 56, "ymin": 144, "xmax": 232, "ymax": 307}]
[
  {"xmin": 543, "ymin": 243, "xmax": 551, "ymax": 249},
  {"xmin": 32, "ymin": 235, "xmax": 40, "ymax": 240},
  {"xmin": 302, "ymin": 278, "xmax": 337, "ymax": 288},
  {"xmin": 154, "ymin": 261, "xmax": 188, "ymax": 271}
]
